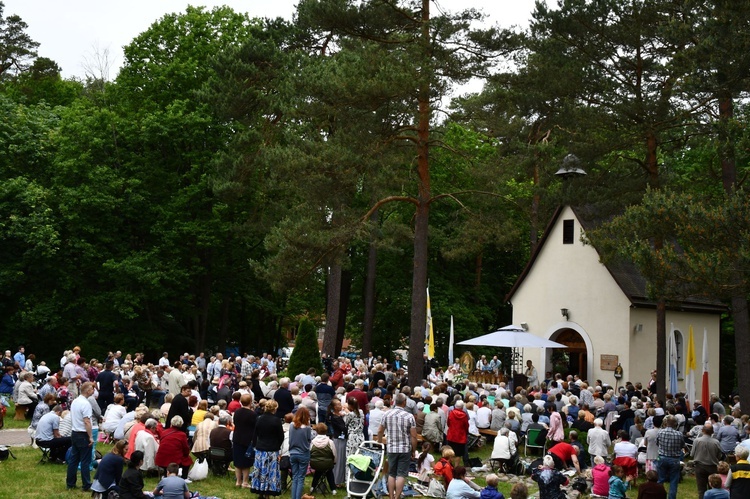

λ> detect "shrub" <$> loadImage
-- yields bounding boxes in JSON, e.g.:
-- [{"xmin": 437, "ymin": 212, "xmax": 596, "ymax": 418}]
[{"xmin": 287, "ymin": 317, "xmax": 323, "ymax": 377}]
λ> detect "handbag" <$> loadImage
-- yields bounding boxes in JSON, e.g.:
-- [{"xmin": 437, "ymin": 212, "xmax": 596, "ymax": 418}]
[
  {"xmin": 188, "ymin": 457, "xmax": 209, "ymax": 481},
  {"xmin": 426, "ymin": 478, "xmax": 445, "ymax": 498},
  {"xmin": 0, "ymin": 445, "xmax": 16, "ymax": 461}
]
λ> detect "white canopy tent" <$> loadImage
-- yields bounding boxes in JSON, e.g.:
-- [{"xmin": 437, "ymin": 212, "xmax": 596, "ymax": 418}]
[{"xmin": 457, "ymin": 324, "xmax": 566, "ymax": 378}]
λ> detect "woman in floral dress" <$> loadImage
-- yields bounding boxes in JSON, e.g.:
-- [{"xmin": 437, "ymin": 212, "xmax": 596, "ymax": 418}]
[
  {"xmin": 345, "ymin": 397, "xmax": 365, "ymax": 458},
  {"xmin": 251, "ymin": 399, "xmax": 285, "ymax": 496}
]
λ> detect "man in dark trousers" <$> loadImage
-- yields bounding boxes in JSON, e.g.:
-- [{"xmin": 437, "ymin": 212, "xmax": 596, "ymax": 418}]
[
  {"xmin": 165, "ymin": 385, "xmax": 192, "ymax": 434},
  {"xmin": 95, "ymin": 361, "xmax": 118, "ymax": 413},
  {"xmin": 209, "ymin": 415, "xmax": 233, "ymax": 453},
  {"xmin": 274, "ymin": 377, "xmax": 294, "ymax": 418}
]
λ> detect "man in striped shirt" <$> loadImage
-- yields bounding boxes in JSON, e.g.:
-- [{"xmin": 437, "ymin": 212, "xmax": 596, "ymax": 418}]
[
  {"xmin": 378, "ymin": 393, "xmax": 417, "ymax": 499},
  {"xmin": 656, "ymin": 415, "xmax": 686, "ymax": 499}
]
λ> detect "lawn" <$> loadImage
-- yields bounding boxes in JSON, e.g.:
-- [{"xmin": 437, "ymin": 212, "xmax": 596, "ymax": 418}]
[{"xmin": 1, "ymin": 403, "xmax": 699, "ymax": 498}]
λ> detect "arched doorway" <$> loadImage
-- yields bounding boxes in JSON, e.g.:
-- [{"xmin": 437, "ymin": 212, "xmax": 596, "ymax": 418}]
[{"xmin": 550, "ymin": 328, "xmax": 588, "ymax": 380}]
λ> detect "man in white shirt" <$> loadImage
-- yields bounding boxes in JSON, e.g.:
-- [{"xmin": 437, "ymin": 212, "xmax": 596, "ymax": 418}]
[
  {"xmin": 211, "ymin": 354, "xmax": 223, "ymax": 380},
  {"xmin": 158, "ymin": 352, "xmax": 170, "ymax": 367},
  {"xmin": 135, "ymin": 418, "xmax": 160, "ymax": 472},
  {"xmin": 168, "ymin": 363, "xmax": 185, "ymax": 395},
  {"xmin": 476, "ymin": 403, "xmax": 492, "ymax": 429},
  {"xmin": 66, "ymin": 382, "xmax": 95, "ymax": 491},
  {"xmin": 587, "ymin": 418, "xmax": 612, "ymax": 462}
]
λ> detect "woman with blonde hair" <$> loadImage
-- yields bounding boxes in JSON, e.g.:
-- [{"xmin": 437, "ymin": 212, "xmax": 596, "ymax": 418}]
[
  {"xmin": 93, "ymin": 440, "xmax": 128, "ymax": 493},
  {"xmin": 191, "ymin": 399, "xmax": 209, "ymax": 426},
  {"xmin": 251, "ymin": 399, "xmax": 285, "ymax": 496}
]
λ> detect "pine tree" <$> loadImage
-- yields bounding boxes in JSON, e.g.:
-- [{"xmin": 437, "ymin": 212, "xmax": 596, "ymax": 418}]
[{"xmin": 288, "ymin": 318, "xmax": 324, "ymax": 377}]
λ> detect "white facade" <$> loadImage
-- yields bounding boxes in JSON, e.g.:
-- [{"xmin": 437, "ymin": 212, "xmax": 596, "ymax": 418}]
[{"xmin": 508, "ymin": 206, "xmax": 722, "ymax": 395}]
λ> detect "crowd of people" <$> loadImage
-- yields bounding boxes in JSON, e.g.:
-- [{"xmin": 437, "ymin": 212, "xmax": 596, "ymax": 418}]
[{"xmin": 2, "ymin": 346, "xmax": 750, "ymax": 499}]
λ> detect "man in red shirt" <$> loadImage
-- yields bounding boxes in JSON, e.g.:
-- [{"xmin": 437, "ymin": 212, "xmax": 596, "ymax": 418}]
[
  {"xmin": 330, "ymin": 361, "xmax": 345, "ymax": 389},
  {"xmin": 547, "ymin": 441, "xmax": 581, "ymax": 473},
  {"xmin": 349, "ymin": 379, "xmax": 369, "ymax": 414}
]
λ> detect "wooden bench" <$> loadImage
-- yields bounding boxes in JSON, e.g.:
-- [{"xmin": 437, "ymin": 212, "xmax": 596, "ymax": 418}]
[{"xmin": 479, "ymin": 429, "xmax": 498, "ymax": 437}]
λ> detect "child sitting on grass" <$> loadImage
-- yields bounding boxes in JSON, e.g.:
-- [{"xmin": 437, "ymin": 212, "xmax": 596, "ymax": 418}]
[
  {"xmin": 479, "ymin": 474, "xmax": 505, "ymax": 499},
  {"xmin": 607, "ymin": 464, "xmax": 629, "ymax": 499},
  {"xmin": 703, "ymin": 474, "xmax": 730, "ymax": 499},
  {"xmin": 153, "ymin": 462, "xmax": 190, "ymax": 499}
]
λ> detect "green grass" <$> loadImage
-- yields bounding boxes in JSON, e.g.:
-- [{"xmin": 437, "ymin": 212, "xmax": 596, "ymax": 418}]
[
  {"xmin": 0, "ymin": 441, "xmax": 699, "ymax": 498},
  {"xmin": 0, "ymin": 405, "xmax": 699, "ymax": 499}
]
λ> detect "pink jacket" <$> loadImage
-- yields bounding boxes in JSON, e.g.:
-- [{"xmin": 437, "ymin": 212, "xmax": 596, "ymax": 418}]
[
  {"xmin": 591, "ymin": 463, "xmax": 610, "ymax": 496},
  {"xmin": 548, "ymin": 411, "xmax": 564, "ymax": 442}
]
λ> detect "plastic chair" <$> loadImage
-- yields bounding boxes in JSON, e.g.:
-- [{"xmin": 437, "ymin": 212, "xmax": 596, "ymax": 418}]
[{"xmin": 525, "ymin": 428, "xmax": 546, "ymax": 456}]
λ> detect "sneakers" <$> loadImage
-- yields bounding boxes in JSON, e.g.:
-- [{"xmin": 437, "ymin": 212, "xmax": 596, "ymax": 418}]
[
  {"xmin": 184, "ymin": 479, "xmax": 192, "ymax": 484},
  {"xmin": 332, "ymin": 490, "xmax": 337, "ymax": 495}
]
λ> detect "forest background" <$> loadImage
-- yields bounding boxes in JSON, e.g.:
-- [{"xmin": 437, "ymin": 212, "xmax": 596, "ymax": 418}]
[{"xmin": 2, "ymin": 0, "xmax": 750, "ymax": 401}]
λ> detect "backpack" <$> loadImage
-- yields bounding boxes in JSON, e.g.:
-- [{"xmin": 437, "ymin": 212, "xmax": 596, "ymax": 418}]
[{"xmin": 310, "ymin": 442, "xmax": 335, "ymax": 471}]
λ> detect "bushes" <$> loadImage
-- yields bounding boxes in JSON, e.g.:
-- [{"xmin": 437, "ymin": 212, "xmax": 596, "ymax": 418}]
[{"xmin": 287, "ymin": 317, "xmax": 323, "ymax": 377}]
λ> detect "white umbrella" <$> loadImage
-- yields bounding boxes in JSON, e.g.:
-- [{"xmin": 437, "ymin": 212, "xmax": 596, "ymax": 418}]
[{"xmin": 457, "ymin": 325, "xmax": 567, "ymax": 348}]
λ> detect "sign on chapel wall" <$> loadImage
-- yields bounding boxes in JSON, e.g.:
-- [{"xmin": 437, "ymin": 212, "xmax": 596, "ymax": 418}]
[{"xmin": 600, "ymin": 354, "xmax": 619, "ymax": 371}]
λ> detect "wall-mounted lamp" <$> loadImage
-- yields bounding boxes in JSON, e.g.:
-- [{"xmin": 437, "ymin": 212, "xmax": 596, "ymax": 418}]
[
  {"xmin": 634, "ymin": 323, "xmax": 643, "ymax": 333},
  {"xmin": 520, "ymin": 322, "xmax": 529, "ymax": 331},
  {"xmin": 561, "ymin": 308, "xmax": 570, "ymax": 321}
]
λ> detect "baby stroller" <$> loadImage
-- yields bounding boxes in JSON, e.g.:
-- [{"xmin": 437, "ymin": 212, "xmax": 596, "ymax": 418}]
[{"xmin": 346, "ymin": 441, "xmax": 385, "ymax": 498}]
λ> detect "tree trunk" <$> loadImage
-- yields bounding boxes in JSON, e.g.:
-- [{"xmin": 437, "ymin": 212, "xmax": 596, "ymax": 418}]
[
  {"xmin": 362, "ymin": 210, "xmax": 379, "ymax": 356},
  {"xmin": 323, "ymin": 262, "xmax": 342, "ymax": 357},
  {"xmin": 644, "ymin": 129, "xmax": 669, "ymax": 396},
  {"xmin": 407, "ymin": 0, "xmax": 432, "ymax": 387},
  {"xmin": 530, "ymin": 159, "xmax": 540, "ymax": 251},
  {"xmin": 731, "ymin": 296, "xmax": 750, "ymax": 410},
  {"xmin": 718, "ymin": 93, "xmax": 737, "ymax": 192},
  {"xmin": 336, "ymin": 267, "xmax": 352, "ymax": 355},
  {"xmin": 718, "ymin": 91, "xmax": 750, "ymax": 411},
  {"xmin": 656, "ymin": 299, "xmax": 667, "ymax": 397}
]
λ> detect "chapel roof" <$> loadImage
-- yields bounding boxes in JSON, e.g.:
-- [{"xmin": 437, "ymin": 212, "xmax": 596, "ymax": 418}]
[{"xmin": 505, "ymin": 205, "xmax": 726, "ymax": 314}]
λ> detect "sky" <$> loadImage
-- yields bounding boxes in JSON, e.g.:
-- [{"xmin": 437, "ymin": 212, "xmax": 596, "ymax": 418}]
[{"xmin": 4, "ymin": 0, "xmax": 546, "ymax": 80}]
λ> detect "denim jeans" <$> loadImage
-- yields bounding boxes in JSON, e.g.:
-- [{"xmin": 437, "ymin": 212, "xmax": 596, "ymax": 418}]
[
  {"xmin": 150, "ymin": 389, "xmax": 167, "ymax": 407},
  {"xmin": 66, "ymin": 431, "xmax": 92, "ymax": 489},
  {"xmin": 657, "ymin": 456, "xmax": 681, "ymax": 499},
  {"xmin": 290, "ymin": 453, "xmax": 310, "ymax": 499}
]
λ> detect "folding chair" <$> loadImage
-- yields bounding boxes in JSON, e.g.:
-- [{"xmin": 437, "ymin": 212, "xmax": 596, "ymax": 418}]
[
  {"xmin": 208, "ymin": 447, "xmax": 231, "ymax": 476},
  {"xmin": 524, "ymin": 428, "xmax": 546, "ymax": 456},
  {"xmin": 37, "ymin": 445, "xmax": 51, "ymax": 464},
  {"xmin": 311, "ymin": 465, "xmax": 335, "ymax": 496}
]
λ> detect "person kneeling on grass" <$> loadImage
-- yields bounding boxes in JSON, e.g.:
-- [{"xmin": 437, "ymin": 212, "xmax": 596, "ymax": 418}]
[{"xmin": 153, "ymin": 462, "xmax": 190, "ymax": 499}]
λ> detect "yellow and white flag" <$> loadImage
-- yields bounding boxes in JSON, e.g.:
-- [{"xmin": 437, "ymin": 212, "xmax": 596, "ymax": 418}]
[{"xmin": 425, "ymin": 288, "xmax": 435, "ymax": 358}]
